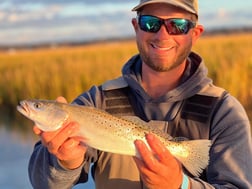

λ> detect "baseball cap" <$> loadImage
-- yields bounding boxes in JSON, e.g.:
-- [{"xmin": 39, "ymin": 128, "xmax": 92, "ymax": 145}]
[{"xmin": 132, "ymin": 0, "xmax": 198, "ymax": 17}]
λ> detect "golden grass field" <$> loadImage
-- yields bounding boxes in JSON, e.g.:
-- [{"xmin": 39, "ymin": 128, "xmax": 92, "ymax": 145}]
[{"xmin": 0, "ymin": 33, "xmax": 252, "ymax": 121}]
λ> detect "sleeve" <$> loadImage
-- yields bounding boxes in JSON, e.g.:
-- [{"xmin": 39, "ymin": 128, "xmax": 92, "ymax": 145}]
[
  {"xmin": 189, "ymin": 94, "xmax": 252, "ymax": 188},
  {"xmin": 28, "ymin": 141, "xmax": 86, "ymax": 189},
  {"xmin": 28, "ymin": 86, "xmax": 102, "ymax": 188}
]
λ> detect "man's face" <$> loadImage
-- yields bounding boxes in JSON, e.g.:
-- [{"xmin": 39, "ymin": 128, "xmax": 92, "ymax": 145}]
[{"xmin": 132, "ymin": 3, "xmax": 203, "ymax": 72}]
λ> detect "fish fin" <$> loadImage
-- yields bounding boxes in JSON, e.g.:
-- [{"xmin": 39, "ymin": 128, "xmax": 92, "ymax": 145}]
[
  {"xmin": 170, "ymin": 140, "xmax": 211, "ymax": 177},
  {"xmin": 122, "ymin": 116, "xmax": 173, "ymax": 140}
]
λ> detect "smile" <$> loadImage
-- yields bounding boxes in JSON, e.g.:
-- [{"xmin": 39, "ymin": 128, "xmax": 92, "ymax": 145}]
[{"xmin": 151, "ymin": 43, "xmax": 174, "ymax": 51}]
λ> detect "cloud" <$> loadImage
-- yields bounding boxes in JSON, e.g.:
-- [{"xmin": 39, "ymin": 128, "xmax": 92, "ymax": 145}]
[
  {"xmin": 0, "ymin": 3, "xmax": 63, "ymax": 25},
  {"xmin": 0, "ymin": 1, "xmax": 135, "ymax": 25},
  {"xmin": 0, "ymin": 1, "xmax": 136, "ymax": 45},
  {"xmin": 200, "ymin": 8, "xmax": 252, "ymax": 29},
  {"xmin": 1, "ymin": 0, "xmax": 136, "ymax": 6}
]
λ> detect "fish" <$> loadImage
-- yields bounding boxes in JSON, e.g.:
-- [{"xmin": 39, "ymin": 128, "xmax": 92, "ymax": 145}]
[{"xmin": 17, "ymin": 99, "xmax": 211, "ymax": 177}]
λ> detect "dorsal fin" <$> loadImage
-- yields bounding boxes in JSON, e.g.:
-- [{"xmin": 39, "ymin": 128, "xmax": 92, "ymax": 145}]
[{"xmin": 121, "ymin": 116, "xmax": 173, "ymax": 141}]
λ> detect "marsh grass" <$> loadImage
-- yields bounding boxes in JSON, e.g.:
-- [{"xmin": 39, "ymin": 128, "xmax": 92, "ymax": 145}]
[
  {"xmin": 0, "ymin": 33, "xmax": 251, "ymax": 121},
  {"xmin": 0, "ymin": 41, "xmax": 137, "ymax": 106},
  {"xmin": 193, "ymin": 33, "xmax": 252, "ymax": 109}
]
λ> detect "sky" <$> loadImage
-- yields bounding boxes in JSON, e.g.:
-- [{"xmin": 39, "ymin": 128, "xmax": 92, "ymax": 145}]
[{"xmin": 0, "ymin": 0, "xmax": 252, "ymax": 46}]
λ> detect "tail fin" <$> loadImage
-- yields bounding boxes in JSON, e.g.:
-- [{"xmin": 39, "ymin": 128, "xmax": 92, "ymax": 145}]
[{"xmin": 173, "ymin": 140, "xmax": 211, "ymax": 177}]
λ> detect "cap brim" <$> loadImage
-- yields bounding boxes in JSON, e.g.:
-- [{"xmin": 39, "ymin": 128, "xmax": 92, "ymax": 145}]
[{"xmin": 132, "ymin": 0, "xmax": 197, "ymax": 16}]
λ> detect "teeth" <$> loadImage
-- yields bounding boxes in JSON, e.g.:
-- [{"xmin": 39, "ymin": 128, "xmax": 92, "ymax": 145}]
[{"xmin": 151, "ymin": 43, "xmax": 173, "ymax": 51}]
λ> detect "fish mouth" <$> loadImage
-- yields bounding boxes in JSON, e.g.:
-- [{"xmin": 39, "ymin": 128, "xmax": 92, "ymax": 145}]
[{"xmin": 16, "ymin": 101, "xmax": 30, "ymax": 116}]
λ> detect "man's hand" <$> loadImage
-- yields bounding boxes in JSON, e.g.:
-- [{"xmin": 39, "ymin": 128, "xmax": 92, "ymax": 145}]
[
  {"xmin": 33, "ymin": 96, "xmax": 87, "ymax": 170},
  {"xmin": 134, "ymin": 133, "xmax": 185, "ymax": 189}
]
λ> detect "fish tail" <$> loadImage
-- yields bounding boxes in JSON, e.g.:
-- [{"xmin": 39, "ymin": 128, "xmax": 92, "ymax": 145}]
[{"xmin": 173, "ymin": 140, "xmax": 211, "ymax": 177}]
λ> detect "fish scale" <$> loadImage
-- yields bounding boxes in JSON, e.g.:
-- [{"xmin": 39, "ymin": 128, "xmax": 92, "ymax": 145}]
[{"xmin": 17, "ymin": 99, "xmax": 211, "ymax": 177}]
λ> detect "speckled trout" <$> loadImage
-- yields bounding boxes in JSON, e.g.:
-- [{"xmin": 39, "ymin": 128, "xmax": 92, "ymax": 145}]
[{"xmin": 17, "ymin": 99, "xmax": 211, "ymax": 176}]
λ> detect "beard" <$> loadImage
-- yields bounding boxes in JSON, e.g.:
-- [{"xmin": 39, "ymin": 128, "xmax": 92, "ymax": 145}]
[{"xmin": 137, "ymin": 39, "xmax": 193, "ymax": 72}]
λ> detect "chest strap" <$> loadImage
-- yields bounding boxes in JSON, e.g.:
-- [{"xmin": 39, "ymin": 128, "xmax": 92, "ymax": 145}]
[
  {"xmin": 101, "ymin": 84, "xmax": 226, "ymax": 125},
  {"xmin": 103, "ymin": 87, "xmax": 134, "ymax": 116}
]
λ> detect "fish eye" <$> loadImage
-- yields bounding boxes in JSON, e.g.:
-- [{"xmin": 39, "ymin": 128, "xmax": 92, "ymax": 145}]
[{"xmin": 34, "ymin": 102, "xmax": 42, "ymax": 109}]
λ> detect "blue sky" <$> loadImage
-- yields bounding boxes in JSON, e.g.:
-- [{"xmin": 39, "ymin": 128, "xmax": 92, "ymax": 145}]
[{"xmin": 0, "ymin": 0, "xmax": 252, "ymax": 46}]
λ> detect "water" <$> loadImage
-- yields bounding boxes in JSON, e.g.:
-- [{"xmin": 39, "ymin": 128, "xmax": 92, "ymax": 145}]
[
  {"xmin": 0, "ymin": 127, "xmax": 95, "ymax": 189},
  {"xmin": 0, "ymin": 127, "xmax": 33, "ymax": 189}
]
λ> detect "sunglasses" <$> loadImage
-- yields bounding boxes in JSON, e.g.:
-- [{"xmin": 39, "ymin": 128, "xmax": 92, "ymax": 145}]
[{"xmin": 138, "ymin": 15, "xmax": 196, "ymax": 35}]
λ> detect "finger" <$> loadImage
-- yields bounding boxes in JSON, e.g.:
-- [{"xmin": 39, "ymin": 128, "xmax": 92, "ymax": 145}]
[
  {"xmin": 60, "ymin": 138, "xmax": 80, "ymax": 150},
  {"xmin": 39, "ymin": 125, "xmax": 64, "ymax": 146},
  {"xmin": 134, "ymin": 156, "xmax": 150, "ymax": 174},
  {"xmin": 71, "ymin": 136, "xmax": 89, "ymax": 146},
  {"xmin": 134, "ymin": 139, "xmax": 160, "ymax": 172},
  {"xmin": 57, "ymin": 138, "xmax": 87, "ymax": 163},
  {"xmin": 33, "ymin": 125, "xmax": 42, "ymax": 135},
  {"xmin": 133, "ymin": 157, "xmax": 160, "ymax": 187},
  {"xmin": 45, "ymin": 122, "xmax": 79, "ymax": 154},
  {"xmin": 58, "ymin": 137, "xmax": 87, "ymax": 156},
  {"xmin": 146, "ymin": 134, "xmax": 183, "ymax": 179},
  {"xmin": 57, "ymin": 145, "xmax": 87, "ymax": 169},
  {"xmin": 146, "ymin": 133, "xmax": 174, "ymax": 164},
  {"xmin": 56, "ymin": 96, "xmax": 67, "ymax": 103},
  {"xmin": 40, "ymin": 120, "xmax": 75, "ymax": 144}
]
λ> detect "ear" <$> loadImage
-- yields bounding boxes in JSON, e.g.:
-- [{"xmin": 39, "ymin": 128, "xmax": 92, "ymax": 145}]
[
  {"xmin": 192, "ymin": 24, "xmax": 204, "ymax": 44},
  {"xmin": 131, "ymin": 18, "xmax": 139, "ymax": 33}
]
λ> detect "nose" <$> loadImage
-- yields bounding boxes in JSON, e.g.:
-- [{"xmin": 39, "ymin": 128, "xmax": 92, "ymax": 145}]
[{"xmin": 155, "ymin": 24, "xmax": 171, "ymax": 39}]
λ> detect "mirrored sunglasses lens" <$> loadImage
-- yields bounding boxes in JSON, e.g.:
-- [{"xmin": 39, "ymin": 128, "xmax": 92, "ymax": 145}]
[
  {"xmin": 139, "ymin": 16, "xmax": 161, "ymax": 33},
  {"xmin": 166, "ymin": 19, "xmax": 193, "ymax": 35}
]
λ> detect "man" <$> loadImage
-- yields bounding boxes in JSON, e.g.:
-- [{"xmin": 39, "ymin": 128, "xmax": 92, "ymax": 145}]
[{"xmin": 28, "ymin": 0, "xmax": 252, "ymax": 188}]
